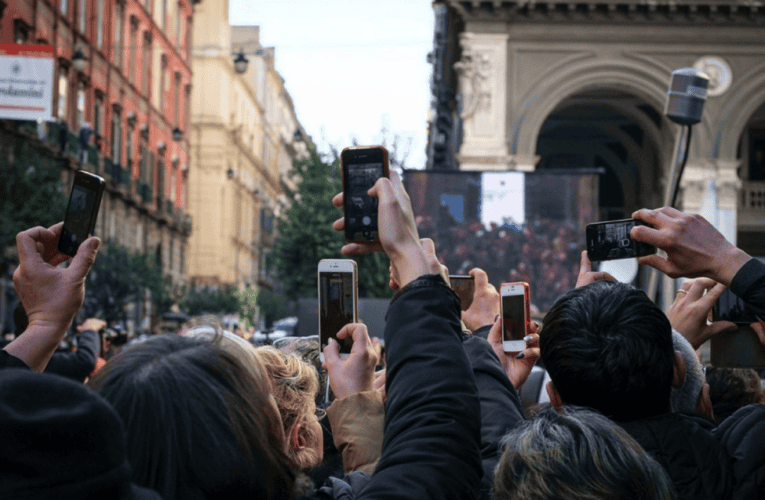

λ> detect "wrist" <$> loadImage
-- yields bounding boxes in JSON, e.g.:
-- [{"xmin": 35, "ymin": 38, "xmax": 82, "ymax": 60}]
[
  {"xmin": 390, "ymin": 246, "xmax": 430, "ymax": 288},
  {"xmin": 712, "ymin": 247, "xmax": 751, "ymax": 287}
]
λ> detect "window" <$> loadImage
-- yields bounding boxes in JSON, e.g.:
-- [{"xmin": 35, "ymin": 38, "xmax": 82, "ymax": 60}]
[
  {"xmin": 94, "ymin": 94, "xmax": 104, "ymax": 137},
  {"xmin": 126, "ymin": 128, "xmax": 134, "ymax": 167},
  {"xmin": 61, "ymin": 0, "xmax": 68, "ymax": 16},
  {"xmin": 184, "ymin": 83, "xmax": 191, "ymax": 132},
  {"xmin": 78, "ymin": 0, "xmax": 87, "ymax": 33},
  {"xmin": 76, "ymin": 82, "xmax": 86, "ymax": 129},
  {"xmin": 185, "ymin": 17, "xmax": 192, "ymax": 59},
  {"xmin": 14, "ymin": 20, "xmax": 30, "ymax": 44},
  {"xmin": 57, "ymin": 66, "xmax": 68, "ymax": 122},
  {"xmin": 142, "ymin": 32, "xmax": 151, "ymax": 96},
  {"xmin": 173, "ymin": 72, "xmax": 181, "ymax": 127},
  {"xmin": 114, "ymin": 2, "xmax": 123, "ymax": 68},
  {"xmin": 170, "ymin": 162, "xmax": 177, "ymax": 202},
  {"xmin": 161, "ymin": 0, "xmax": 167, "ymax": 29},
  {"xmin": 129, "ymin": 18, "xmax": 138, "ymax": 83},
  {"xmin": 159, "ymin": 55, "xmax": 167, "ymax": 113},
  {"xmin": 111, "ymin": 108, "xmax": 122, "ymax": 164},
  {"xmin": 175, "ymin": 3, "xmax": 182, "ymax": 47},
  {"xmin": 96, "ymin": 0, "xmax": 104, "ymax": 48}
]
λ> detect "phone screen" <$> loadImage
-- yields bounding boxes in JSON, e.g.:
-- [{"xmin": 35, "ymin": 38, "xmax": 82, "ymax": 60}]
[
  {"xmin": 450, "ymin": 276, "xmax": 475, "ymax": 311},
  {"xmin": 502, "ymin": 294, "xmax": 525, "ymax": 342},
  {"xmin": 586, "ymin": 219, "xmax": 656, "ymax": 261},
  {"xmin": 713, "ymin": 288, "xmax": 758, "ymax": 325},
  {"xmin": 343, "ymin": 149, "xmax": 387, "ymax": 242},
  {"xmin": 60, "ymin": 178, "xmax": 103, "ymax": 256},
  {"xmin": 319, "ymin": 271, "xmax": 355, "ymax": 354}
]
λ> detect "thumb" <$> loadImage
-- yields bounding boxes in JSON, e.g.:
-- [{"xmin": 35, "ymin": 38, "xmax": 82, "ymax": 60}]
[
  {"xmin": 708, "ymin": 321, "xmax": 738, "ymax": 337},
  {"xmin": 69, "ymin": 237, "xmax": 100, "ymax": 280},
  {"xmin": 323, "ymin": 337, "xmax": 341, "ymax": 370},
  {"xmin": 487, "ymin": 316, "xmax": 502, "ymax": 346}
]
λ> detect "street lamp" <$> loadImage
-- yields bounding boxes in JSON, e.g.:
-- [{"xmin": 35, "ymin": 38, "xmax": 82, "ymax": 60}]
[
  {"xmin": 233, "ymin": 51, "xmax": 249, "ymax": 74},
  {"xmin": 172, "ymin": 127, "xmax": 183, "ymax": 142},
  {"xmin": 293, "ymin": 129, "xmax": 303, "ymax": 142},
  {"xmin": 72, "ymin": 49, "xmax": 87, "ymax": 72},
  {"xmin": 227, "ymin": 167, "xmax": 235, "ymax": 179}
]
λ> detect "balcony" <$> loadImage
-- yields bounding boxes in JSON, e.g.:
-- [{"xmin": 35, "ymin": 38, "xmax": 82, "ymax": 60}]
[
  {"xmin": 739, "ymin": 181, "xmax": 765, "ymax": 230},
  {"xmin": 137, "ymin": 181, "xmax": 153, "ymax": 206}
]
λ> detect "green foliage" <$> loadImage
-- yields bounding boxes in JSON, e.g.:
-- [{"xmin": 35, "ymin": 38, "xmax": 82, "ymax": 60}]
[
  {"xmin": 270, "ymin": 150, "xmax": 391, "ymax": 300},
  {"xmin": 81, "ymin": 242, "xmax": 171, "ymax": 324},
  {"xmin": 0, "ymin": 134, "xmax": 68, "ymax": 252},
  {"xmin": 255, "ymin": 286, "xmax": 297, "ymax": 328},
  {"xmin": 179, "ymin": 284, "xmax": 242, "ymax": 317}
]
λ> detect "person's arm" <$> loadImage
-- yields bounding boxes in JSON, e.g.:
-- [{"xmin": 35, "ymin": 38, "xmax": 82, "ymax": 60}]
[
  {"xmin": 45, "ymin": 329, "xmax": 101, "ymax": 381},
  {"xmin": 5, "ymin": 223, "xmax": 99, "ymax": 371},
  {"xmin": 728, "ymin": 258, "xmax": 765, "ymax": 320},
  {"xmin": 325, "ymin": 390, "xmax": 384, "ymax": 475}
]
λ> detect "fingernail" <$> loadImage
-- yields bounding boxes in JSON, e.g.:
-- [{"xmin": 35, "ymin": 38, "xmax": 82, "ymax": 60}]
[
  {"xmin": 516, "ymin": 352, "xmax": 526, "ymax": 359},
  {"xmin": 89, "ymin": 238, "xmax": 100, "ymax": 252},
  {"xmin": 523, "ymin": 335, "xmax": 532, "ymax": 342},
  {"xmin": 494, "ymin": 315, "xmax": 500, "ymax": 323}
]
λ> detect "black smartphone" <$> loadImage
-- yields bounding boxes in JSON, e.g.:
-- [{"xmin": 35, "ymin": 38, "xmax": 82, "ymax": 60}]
[
  {"xmin": 318, "ymin": 259, "xmax": 358, "ymax": 362},
  {"xmin": 713, "ymin": 288, "xmax": 759, "ymax": 325},
  {"xmin": 449, "ymin": 275, "xmax": 475, "ymax": 311},
  {"xmin": 58, "ymin": 171, "xmax": 106, "ymax": 257},
  {"xmin": 341, "ymin": 146, "xmax": 390, "ymax": 242},
  {"xmin": 585, "ymin": 219, "xmax": 656, "ymax": 262}
]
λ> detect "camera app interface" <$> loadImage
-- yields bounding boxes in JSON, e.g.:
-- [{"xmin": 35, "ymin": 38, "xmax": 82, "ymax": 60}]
[
  {"xmin": 61, "ymin": 184, "xmax": 97, "ymax": 250},
  {"xmin": 320, "ymin": 271, "xmax": 354, "ymax": 353},
  {"xmin": 502, "ymin": 294, "xmax": 525, "ymax": 342},
  {"xmin": 345, "ymin": 162, "xmax": 383, "ymax": 239},
  {"xmin": 591, "ymin": 221, "xmax": 639, "ymax": 260}
]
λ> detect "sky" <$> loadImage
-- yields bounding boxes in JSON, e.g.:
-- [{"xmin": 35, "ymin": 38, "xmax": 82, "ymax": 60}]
[{"xmin": 229, "ymin": 0, "xmax": 435, "ymax": 169}]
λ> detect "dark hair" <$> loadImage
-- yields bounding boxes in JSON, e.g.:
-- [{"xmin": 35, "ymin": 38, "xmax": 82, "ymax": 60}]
[
  {"xmin": 88, "ymin": 334, "xmax": 295, "ymax": 500},
  {"xmin": 493, "ymin": 405, "xmax": 677, "ymax": 500},
  {"xmin": 706, "ymin": 367, "xmax": 762, "ymax": 423},
  {"xmin": 539, "ymin": 281, "xmax": 674, "ymax": 421}
]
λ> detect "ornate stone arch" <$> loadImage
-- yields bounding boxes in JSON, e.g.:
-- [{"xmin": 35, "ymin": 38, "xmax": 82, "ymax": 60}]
[{"xmin": 712, "ymin": 60, "xmax": 765, "ymax": 161}]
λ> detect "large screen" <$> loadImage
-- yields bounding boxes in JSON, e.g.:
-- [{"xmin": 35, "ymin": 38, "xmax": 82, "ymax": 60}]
[{"xmin": 403, "ymin": 170, "xmax": 599, "ymax": 312}]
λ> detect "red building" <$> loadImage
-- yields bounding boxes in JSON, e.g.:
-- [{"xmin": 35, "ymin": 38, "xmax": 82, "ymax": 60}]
[{"xmin": 1, "ymin": 0, "xmax": 195, "ymax": 288}]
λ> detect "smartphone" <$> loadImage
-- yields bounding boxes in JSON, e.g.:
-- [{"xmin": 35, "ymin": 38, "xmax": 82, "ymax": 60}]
[
  {"xmin": 341, "ymin": 146, "xmax": 390, "ymax": 242},
  {"xmin": 585, "ymin": 219, "xmax": 657, "ymax": 262},
  {"xmin": 318, "ymin": 259, "xmax": 359, "ymax": 362},
  {"xmin": 713, "ymin": 288, "xmax": 759, "ymax": 325},
  {"xmin": 58, "ymin": 171, "xmax": 106, "ymax": 257},
  {"xmin": 449, "ymin": 275, "xmax": 475, "ymax": 311},
  {"xmin": 501, "ymin": 282, "xmax": 530, "ymax": 352}
]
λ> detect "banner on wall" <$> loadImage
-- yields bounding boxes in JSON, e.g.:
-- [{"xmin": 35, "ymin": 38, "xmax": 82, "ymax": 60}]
[{"xmin": 0, "ymin": 45, "xmax": 55, "ymax": 121}]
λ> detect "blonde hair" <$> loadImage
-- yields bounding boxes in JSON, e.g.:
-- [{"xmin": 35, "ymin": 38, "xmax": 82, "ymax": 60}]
[{"xmin": 254, "ymin": 346, "xmax": 321, "ymax": 470}]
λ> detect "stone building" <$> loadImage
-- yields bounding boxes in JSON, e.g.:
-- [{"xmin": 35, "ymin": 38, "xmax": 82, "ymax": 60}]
[
  {"xmin": 429, "ymin": 0, "xmax": 765, "ymax": 273},
  {"xmin": 188, "ymin": 1, "xmax": 307, "ymax": 290}
]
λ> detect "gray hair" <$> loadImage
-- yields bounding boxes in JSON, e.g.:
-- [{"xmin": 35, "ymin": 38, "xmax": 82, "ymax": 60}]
[{"xmin": 493, "ymin": 405, "xmax": 676, "ymax": 500}]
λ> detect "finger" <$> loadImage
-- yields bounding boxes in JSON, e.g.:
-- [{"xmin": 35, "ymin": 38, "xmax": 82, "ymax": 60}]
[
  {"xmin": 697, "ymin": 282, "xmax": 726, "ymax": 308},
  {"xmin": 751, "ymin": 321, "xmax": 765, "ymax": 345},
  {"xmin": 332, "ymin": 192, "xmax": 344, "ymax": 208},
  {"xmin": 524, "ymin": 332, "xmax": 540, "ymax": 348},
  {"xmin": 686, "ymin": 278, "xmax": 718, "ymax": 301},
  {"xmin": 335, "ymin": 323, "xmax": 357, "ymax": 340},
  {"xmin": 323, "ymin": 338, "xmax": 341, "ymax": 368},
  {"xmin": 487, "ymin": 315, "xmax": 502, "ymax": 346},
  {"xmin": 636, "ymin": 254, "xmax": 674, "ymax": 275},
  {"xmin": 469, "ymin": 268, "xmax": 489, "ymax": 288},
  {"xmin": 707, "ymin": 321, "xmax": 738, "ymax": 337},
  {"xmin": 348, "ymin": 323, "xmax": 370, "ymax": 349},
  {"xmin": 589, "ymin": 272, "xmax": 616, "ymax": 283},
  {"xmin": 521, "ymin": 347, "xmax": 541, "ymax": 363},
  {"xmin": 67, "ymin": 237, "xmax": 100, "ymax": 281},
  {"xmin": 388, "ymin": 170, "xmax": 410, "ymax": 208},
  {"xmin": 579, "ymin": 250, "xmax": 591, "ymax": 276},
  {"xmin": 341, "ymin": 241, "xmax": 384, "ymax": 255},
  {"xmin": 16, "ymin": 227, "xmax": 50, "ymax": 267},
  {"xmin": 333, "ymin": 217, "xmax": 345, "ymax": 231},
  {"xmin": 528, "ymin": 321, "xmax": 539, "ymax": 335}
]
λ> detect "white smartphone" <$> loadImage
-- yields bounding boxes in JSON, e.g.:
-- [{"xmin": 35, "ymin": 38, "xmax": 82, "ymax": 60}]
[
  {"xmin": 318, "ymin": 259, "xmax": 359, "ymax": 363},
  {"xmin": 501, "ymin": 282, "xmax": 530, "ymax": 352}
]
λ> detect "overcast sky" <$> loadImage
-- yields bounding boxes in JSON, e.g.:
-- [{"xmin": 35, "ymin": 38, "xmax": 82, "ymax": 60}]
[{"xmin": 229, "ymin": 0, "xmax": 435, "ymax": 168}]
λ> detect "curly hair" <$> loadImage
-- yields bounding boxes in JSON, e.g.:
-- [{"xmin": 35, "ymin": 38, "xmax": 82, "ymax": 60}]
[{"xmin": 254, "ymin": 346, "xmax": 322, "ymax": 470}]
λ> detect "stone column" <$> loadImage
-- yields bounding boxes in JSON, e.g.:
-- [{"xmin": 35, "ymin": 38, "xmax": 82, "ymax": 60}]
[{"xmin": 455, "ymin": 32, "xmax": 509, "ymax": 171}]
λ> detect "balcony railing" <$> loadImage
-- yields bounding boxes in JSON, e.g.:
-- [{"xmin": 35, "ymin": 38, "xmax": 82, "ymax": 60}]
[
  {"xmin": 138, "ymin": 181, "xmax": 152, "ymax": 205},
  {"xmin": 739, "ymin": 180, "xmax": 765, "ymax": 230}
]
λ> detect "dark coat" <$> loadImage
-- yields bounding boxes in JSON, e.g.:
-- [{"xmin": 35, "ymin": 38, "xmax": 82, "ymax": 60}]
[
  {"xmin": 301, "ymin": 274, "xmax": 483, "ymax": 500},
  {"xmin": 620, "ymin": 413, "xmax": 732, "ymax": 500},
  {"xmin": 45, "ymin": 330, "xmax": 100, "ymax": 381},
  {"xmin": 713, "ymin": 403, "xmax": 765, "ymax": 499}
]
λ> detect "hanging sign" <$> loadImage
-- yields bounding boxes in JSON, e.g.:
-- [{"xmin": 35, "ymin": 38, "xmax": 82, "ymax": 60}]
[{"xmin": 0, "ymin": 45, "xmax": 55, "ymax": 121}]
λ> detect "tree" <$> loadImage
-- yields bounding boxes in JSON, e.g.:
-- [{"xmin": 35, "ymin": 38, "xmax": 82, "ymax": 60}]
[
  {"xmin": 179, "ymin": 285, "xmax": 242, "ymax": 317},
  {"xmin": 81, "ymin": 242, "xmax": 171, "ymax": 325},
  {"xmin": 0, "ymin": 134, "xmax": 68, "ymax": 252},
  {"xmin": 270, "ymin": 150, "xmax": 391, "ymax": 302}
]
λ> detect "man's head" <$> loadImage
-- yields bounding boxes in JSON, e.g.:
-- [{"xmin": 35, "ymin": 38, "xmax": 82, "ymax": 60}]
[{"xmin": 540, "ymin": 281, "xmax": 674, "ymax": 422}]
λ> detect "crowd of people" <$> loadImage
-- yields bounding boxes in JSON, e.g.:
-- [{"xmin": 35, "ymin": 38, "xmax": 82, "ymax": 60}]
[
  {"xmin": 416, "ymin": 214, "xmax": 582, "ymax": 312},
  {"xmin": 2, "ymin": 171, "xmax": 765, "ymax": 500}
]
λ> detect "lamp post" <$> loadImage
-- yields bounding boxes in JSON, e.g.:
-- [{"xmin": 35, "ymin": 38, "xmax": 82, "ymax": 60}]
[
  {"xmin": 233, "ymin": 51, "xmax": 248, "ymax": 74},
  {"xmin": 72, "ymin": 49, "xmax": 87, "ymax": 72}
]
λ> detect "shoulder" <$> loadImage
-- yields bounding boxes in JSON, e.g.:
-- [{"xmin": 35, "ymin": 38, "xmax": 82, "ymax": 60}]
[{"xmin": 299, "ymin": 472, "xmax": 372, "ymax": 500}]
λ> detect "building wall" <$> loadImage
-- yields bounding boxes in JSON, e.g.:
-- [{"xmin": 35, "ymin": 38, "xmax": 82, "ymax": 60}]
[{"xmin": 188, "ymin": 4, "xmax": 307, "ymax": 290}]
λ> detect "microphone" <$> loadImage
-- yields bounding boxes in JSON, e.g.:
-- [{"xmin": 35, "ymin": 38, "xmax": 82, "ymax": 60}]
[{"xmin": 665, "ymin": 68, "xmax": 709, "ymax": 125}]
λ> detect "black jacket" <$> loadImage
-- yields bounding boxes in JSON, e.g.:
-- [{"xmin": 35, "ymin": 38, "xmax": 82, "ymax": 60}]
[
  {"xmin": 713, "ymin": 403, "xmax": 765, "ymax": 499},
  {"xmin": 730, "ymin": 257, "xmax": 765, "ymax": 319},
  {"xmin": 619, "ymin": 413, "xmax": 732, "ymax": 500},
  {"xmin": 302, "ymin": 275, "xmax": 483, "ymax": 500},
  {"xmin": 45, "ymin": 330, "xmax": 100, "ymax": 381}
]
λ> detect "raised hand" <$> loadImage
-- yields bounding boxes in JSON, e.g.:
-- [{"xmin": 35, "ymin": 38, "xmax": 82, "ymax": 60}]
[
  {"xmin": 461, "ymin": 268, "xmax": 500, "ymax": 333},
  {"xmin": 323, "ymin": 323, "xmax": 380, "ymax": 401},
  {"xmin": 667, "ymin": 278, "xmax": 737, "ymax": 350}
]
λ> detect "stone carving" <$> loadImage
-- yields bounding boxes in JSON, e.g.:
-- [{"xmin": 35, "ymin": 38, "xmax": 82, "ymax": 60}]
[
  {"xmin": 454, "ymin": 40, "xmax": 492, "ymax": 120},
  {"xmin": 693, "ymin": 56, "xmax": 732, "ymax": 97}
]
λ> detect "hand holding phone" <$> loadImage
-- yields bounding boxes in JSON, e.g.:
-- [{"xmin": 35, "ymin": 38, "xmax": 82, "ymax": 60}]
[
  {"xmin": 586, "ymin": 218, "xmax": 656, "ymax": 262},
  {"xmin": 318, "ymin": 259, "xmax": 358, "ymax": 362},
  {"xmin": 59, "ymin": 171, "xmax": 105, "ymax": 257},
  {"xmin": 449, "ymin": 275, "xmax": 475, "ymax": 311},
  {"xmin": 322, "ymin": 322, "xmax": 379, "ymax": 400},
  {"xmin": 341, "ymin": 146, "xmax": 389, "ymax": 242},
  {"xmin": 501, "ymin": 282, "xmax": 530, "ymax": 352}
]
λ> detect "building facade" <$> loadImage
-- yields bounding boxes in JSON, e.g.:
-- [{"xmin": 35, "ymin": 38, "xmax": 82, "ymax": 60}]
[
  {"xmin": 189, "ymin": 1, "xmax": 307, "ymax": 290},
  {"xmin": 429, "ymin": 0, "xmax": 765, "ymax": 274}
]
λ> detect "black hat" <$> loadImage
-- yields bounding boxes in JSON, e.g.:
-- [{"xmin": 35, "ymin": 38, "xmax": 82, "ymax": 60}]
[{"xmin": 0, "ymin": 369, "xmax": 163, "ymax": 500}]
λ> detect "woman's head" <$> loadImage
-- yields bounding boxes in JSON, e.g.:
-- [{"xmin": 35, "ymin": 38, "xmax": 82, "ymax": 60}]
[
  {"xmin": 88, "ymin": 334, "xmax": 294, "ymax": 500},
  {"xmin": 254, "ymin": 346, "xmax": 323, "ymax": 470}
]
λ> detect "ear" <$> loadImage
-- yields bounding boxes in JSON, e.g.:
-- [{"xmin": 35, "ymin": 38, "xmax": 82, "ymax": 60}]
[
  {"xmin": 289, "ymin": 423, "xmax": 307, "ymax": 452},
  {"xmin": 672, "ymin": 352, "xmax": 686, "ymax": 390},
  {"xmin": 546, "ymin": 380, "xmax": 564, "ymax": 410}
]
